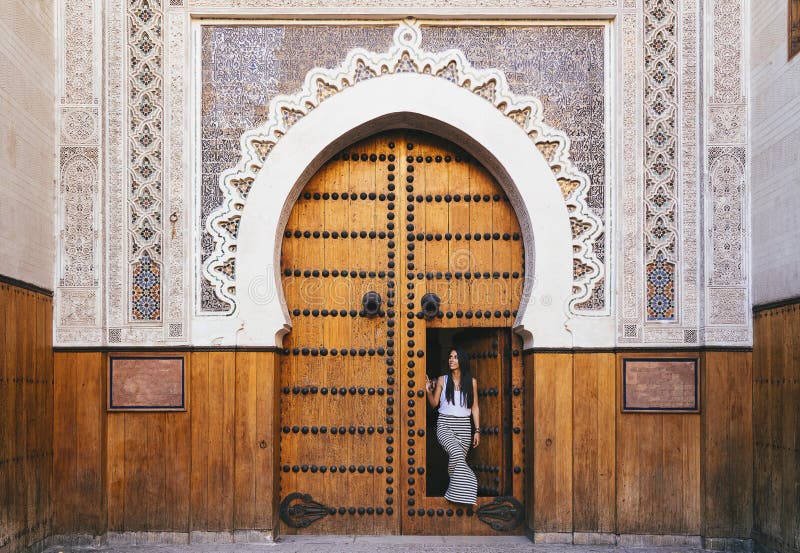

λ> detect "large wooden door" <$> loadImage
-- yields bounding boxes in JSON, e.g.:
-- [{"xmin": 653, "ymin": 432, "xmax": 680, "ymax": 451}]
[{"xmin": 278, "ymin": 131, "xmax": 525, "ymax": 535}]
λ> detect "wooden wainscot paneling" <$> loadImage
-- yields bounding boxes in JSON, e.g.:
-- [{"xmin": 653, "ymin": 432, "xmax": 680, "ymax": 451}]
[
  {"xmin": 54, "ymin": 351, "xmax": 107, "ymax": 535},
  {"xmin": 107, "ymin": 354, "xmax": 186, "ymax": 411},
  {"xmin": 106, "ymin": 352, "xmax": 192, "ymax": 533},
  {"xmin": 753, "ymin": 304, "xmax": 800, "ymax": 553},
  {"xmin": 1, "ymin": 283, "xmax": 54, "ymax": 553},
  {"xmin": 616, "ymin": 352, "xmax": 701, "ymax": 536}
]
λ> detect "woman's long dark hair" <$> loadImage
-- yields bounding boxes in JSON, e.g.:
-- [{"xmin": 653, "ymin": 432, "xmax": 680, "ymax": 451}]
[{"xmin": 445, "ymin": 347, "xmax": 474, "ymax": 408}]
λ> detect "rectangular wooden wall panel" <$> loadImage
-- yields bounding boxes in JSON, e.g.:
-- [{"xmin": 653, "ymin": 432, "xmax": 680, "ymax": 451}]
[
  {"xmin": 48, "ymin": 342, "xmax": 759, "ymax": 542},
  {"xmin": 532, "ymin": 352, "xmax": 573, "ymax": 533},
  {"xmin": 701, "ymin": 351, "xmax": 752, "ymax": 538},
  {"xmin": 0, "ymin": 284, "xmax": 53, "ymax": 553},
  {"xmin": 616, "ymin": 352, "xmax": 701, "ymax": 536},
  {"xmin": 54, "ymin": 350, "xmax": 279, "ymax": 536},
  {"xmin": 753, "ymin": 304, "xmax": 800, "ymax": 553},
  {"xmin": 54, "ymin": 352, "xmax": 106, "ymax": 535},
  {"xmin": 572, "ymin": 352, "xmax": 615, "ymax": 533}
]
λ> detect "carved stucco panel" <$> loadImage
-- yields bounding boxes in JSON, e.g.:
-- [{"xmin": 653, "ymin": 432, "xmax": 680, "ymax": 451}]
[
  {"xmin": 708, "ymin": 104, "xmax": 746, "ymax": 144},
  {"xmin": 201, "ymin": 21, "xmax": 606, "ymax": 318},
  {"xmin": 708, "ymin": 287, "xmax": 747, "ymax": 325},
  {"xmin": 620, "ymin": 12, "xmax": 643, "ymax": 340},
  {"xmin": 165, "ymin": 10, "xmax": 188, "ymax": 338},
  {"xmin": 678, "ymin": 0, "xmax": 700, "ymax": 335},
  {"xmin": 62, "ymin": 0, "xmax": 97, "ymax": 104},
  {"xmin": 61, "ymin": 106, "xmax": 100, "ymax": 145}
]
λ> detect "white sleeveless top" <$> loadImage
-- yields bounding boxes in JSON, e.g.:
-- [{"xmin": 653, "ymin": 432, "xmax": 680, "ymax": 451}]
[{"xmin": 438, "ymin": 375, "xmax": 472, "ymax": 417}]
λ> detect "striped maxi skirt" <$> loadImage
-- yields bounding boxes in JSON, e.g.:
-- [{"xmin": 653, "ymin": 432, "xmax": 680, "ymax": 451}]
[{"xmin": 436, "ymin": 414, "xmax": 478, "ymax": 505}]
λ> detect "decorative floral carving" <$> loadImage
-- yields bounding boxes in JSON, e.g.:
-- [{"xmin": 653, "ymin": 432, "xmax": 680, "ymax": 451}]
[
  {"xmin": 59, "ymin": 148, "xmax": 99, "ymax": 287},
  {"xmin": 708, "ymin": 105, "xmax": 746, "ymax": 144},
  {"xmin": 128, "ymin": 0, "xmax": 164, "ymax": 321},
  {"xmin": 643, "ymin": 0, "xmax": 678, "ymax": 321},
  {"xmin": 59, "ymin": 289, "xmax": 98, "ymax": 326},
  {"xmin": 620, "ymin": 13, "xmax": 642, "ymax": 330},
  {"xmin": 204, "ymin": 20, "xmax": 604, "ymax": 315},
  {"xmin": 708, "ymin": 288, "xmax": 747, "ymax": 325},
  {"xmin": 61, "ymin": 107, "xmax": 99, "ymax": 145},
  {"xmin": 711, "ymin": 0, "xmax": 743, "ymax": 103},
  {"xmin": 165, "ymin": 11, "xmax": 186, "ymax": 333},
  {"xmin": 708, "ymin": 147, "xmax": 745, "ymax": 286},
  {"xmin": 63, "ymin": 0, "xmax": 96, "ymax": 103}
]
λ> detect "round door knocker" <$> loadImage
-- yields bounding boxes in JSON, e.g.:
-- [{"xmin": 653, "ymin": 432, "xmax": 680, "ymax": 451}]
[
  {"xmin": 361, "ymin": 291, "xmax": 382, "ymax": 318},
  {"xmin": 420, "ymin": 292, "xmax": 441, "ymax": 320}
]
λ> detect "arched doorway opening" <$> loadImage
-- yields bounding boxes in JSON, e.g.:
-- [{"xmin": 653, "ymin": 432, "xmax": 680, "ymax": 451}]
[{"xmin": 278, "ymin": 130, "xmax": 525, "ymax": 535}]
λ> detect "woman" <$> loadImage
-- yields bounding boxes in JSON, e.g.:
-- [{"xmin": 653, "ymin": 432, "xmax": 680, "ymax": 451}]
[{"xmin": 425, "ymin": 347, "xmax": 480, "ymax": 505}]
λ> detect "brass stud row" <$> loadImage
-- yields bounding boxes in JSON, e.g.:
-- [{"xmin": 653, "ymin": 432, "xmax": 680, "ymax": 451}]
[
  {"xmin": 405, "ymin": 271, "xmax": 522, "ymax": 280},
  {"xmin": 283, "ymin": 269, "xmax": 392, "ymax": 278},
  {"xmin": 284, "ymin": 229, "xmax": 392, "ymax": 239}
]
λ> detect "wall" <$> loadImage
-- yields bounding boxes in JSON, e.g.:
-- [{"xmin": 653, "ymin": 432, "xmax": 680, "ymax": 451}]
[
  {"xmin": 751, "ymin": 0, "xmax": 800, "ymax": 305},
  {"xmin": 524, "ymin": 350, "xmax": 752, "ymax": 545},
  {"xmin": 53, "ymin": 351, "xmax": 280, "ymax": 540},
  {"xmin": 0, "ymin": 283, "xmax": 54, "ymax": 553},
  {"xmin": 0, "ymin": 2, "xmax": 55, "ymax": 290},
  {"xmin": 753, "ymin": 304, "xmax": 800, "ymax": 553}
]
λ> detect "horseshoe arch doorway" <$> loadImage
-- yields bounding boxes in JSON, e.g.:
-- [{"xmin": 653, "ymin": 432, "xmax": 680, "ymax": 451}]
[{"xmin": 278, "ymin": 130, "xmax": 526, "ymax": 535}]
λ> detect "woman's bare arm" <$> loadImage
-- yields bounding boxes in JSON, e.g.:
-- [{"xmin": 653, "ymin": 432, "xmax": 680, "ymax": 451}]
[{"xmin": 426, "ymin": 375, "xmax": 443, "ymax": 408}]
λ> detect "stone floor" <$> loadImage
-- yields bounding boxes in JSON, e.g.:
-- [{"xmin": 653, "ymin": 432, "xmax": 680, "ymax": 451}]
[{"xmin": 44, "ymin": 535, "xmax": 717, "ymax": 553}]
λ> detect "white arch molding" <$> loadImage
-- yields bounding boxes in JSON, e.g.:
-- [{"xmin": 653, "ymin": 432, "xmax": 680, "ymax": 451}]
[{"xmin": 235, "ymin": 73, "xmax": 574, "ymax": 349}]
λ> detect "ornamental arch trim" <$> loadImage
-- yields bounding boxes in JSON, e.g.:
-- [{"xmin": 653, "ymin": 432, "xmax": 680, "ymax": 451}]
[{"xmin": 203, "ymin": 20, "xmax": 605, "ymax": 322}]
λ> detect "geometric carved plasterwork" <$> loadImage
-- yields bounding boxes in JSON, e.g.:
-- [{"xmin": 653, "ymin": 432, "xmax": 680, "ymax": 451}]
[
  {"xmin": 203, "ymin": 20, "xmax": 605, "ymax": 316},
  {"xmin": 643, "ymin": 0, "xmax": 679, "ymax": 321},
  {"xmin": 702, "ymin": 0, "xmax": 749, "ymax": 343},
  {"xmin": 61, "ymin": 107, "xmax": 100, "ymax": 145},
  {"xmin": 59, "ymin": 147, "xmax": 99, "ymax": 287},
  {"xmin": 128, "ymin": 0, "xmax": 164, "ymax": 321},
  {"xmin": 52, "ymin": 0, "xmax": 751, "ymax": 347},
  {"xmin": 56, "ymin": 0, "xmax": 104, "ymax": 345},
  {"xmin": 708, "ymin": 147, "xmax": 746, "ymax": 287}
]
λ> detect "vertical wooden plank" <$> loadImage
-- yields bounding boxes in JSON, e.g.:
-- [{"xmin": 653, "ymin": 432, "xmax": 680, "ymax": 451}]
[
  {"xmin": 190, "ymin": 351, "xmax": 209, "ymax": 531},
  {"xmin": 254, "ymin": 352, "xmax": 278, "ymax": 531},
  {"xmin": 781, "ymin": 305, "xmax": 799, "ymax": 551},
  {"xmin": 523, "ymin": 353, "xmax": 535, "ymax": 531},
  {"xmin": 572, "ymin": 352, "xmax": 615, "ymax": 532},
  {"xmin": 165, "ymin": 390, "xmax": 191, "ymax": 532},
  {"xmin": 44, "ymin": 295, "xmax": 54, "ymax": 538},
  {"xmin": 532, "ymin": 352, "xmax": 573, "ymax": 533},
  {"xmin": 234, "ymin": 350, "xmax": 257, "ymax": 530},
  {"xmin": 74, "ymin": 352, "xmax": 105, "ymax": 533},
  {"xmin": 207, "ymin": 351, "xmax": 235, "ymax": 531},
  {"xmin": 145, "ymin": 413, "xmax": 167, "ymax": 530},
  {"xmin": 0, "ymin": 285, "xmax": 6, "ymax": 545},
  {"xmin": 22, "ymin": 291, "xmax": 33, "ymax": 547},
  {"xmin": 701, "ymin": 350, "xmax": 753, "ymax": 538},
  {"xmin": 53, "ymin": 351, "xmax": 76, "ymax": 533},
  {"xmin": 123, "ymin": 413, "xmax": 148, "ymax": 530},
  {"xmin": 106, "ymin": 410, "xmax": 125, "ymax": 532}
]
